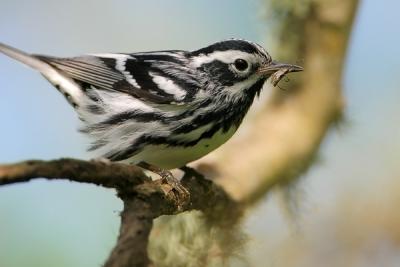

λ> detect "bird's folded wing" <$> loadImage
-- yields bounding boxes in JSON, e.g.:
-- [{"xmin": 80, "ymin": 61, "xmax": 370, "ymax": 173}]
[{"xmin": 35, "ymin": 54, "xmax": 181, "ymax": 104}]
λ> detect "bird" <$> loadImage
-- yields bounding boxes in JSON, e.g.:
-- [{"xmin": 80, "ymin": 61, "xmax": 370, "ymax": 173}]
[{"xmin": 0, "ymin": 39, "xmax": 303, "ymax": 200}]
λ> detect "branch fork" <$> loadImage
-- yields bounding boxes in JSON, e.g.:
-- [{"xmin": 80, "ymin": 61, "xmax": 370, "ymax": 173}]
[{"xmin": 0, "ymin": 158, "xmax": 235, "ymax": 267}]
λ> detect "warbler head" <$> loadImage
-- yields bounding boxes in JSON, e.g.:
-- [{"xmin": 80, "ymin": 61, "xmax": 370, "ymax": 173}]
[{"xmin": 190, "ymin": 39, "xmax": 303, "ymax": 97}]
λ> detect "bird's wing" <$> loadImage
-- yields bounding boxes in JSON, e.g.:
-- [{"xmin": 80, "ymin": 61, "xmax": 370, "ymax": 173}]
[{"xmin": 36, "ymin": 53, "xmax": 195, "ymax": 105}]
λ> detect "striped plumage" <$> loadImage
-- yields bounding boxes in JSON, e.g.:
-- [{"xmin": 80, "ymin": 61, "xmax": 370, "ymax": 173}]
[{"xmin": 0, "ymin": 39, "xmax": 302, "ymax": 170}]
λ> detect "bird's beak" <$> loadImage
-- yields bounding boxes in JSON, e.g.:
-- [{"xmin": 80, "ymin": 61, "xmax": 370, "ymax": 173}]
[{"xmin": 257, "ymin": 60, "xmax": 304, "ymax": 77}]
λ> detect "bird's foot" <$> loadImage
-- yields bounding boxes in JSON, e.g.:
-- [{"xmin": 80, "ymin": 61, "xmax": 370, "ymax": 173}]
[{"xmin": 138, "ymin": 162, "xmax": 190, "ymax": 208}]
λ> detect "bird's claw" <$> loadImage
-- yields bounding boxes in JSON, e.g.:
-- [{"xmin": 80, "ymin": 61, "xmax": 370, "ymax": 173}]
[
  {"xmin": 160, "ymin": 171, "xmax": 190, "ymax": 209},
  {"xmin": 137, "ymin": 162, "xmax": 190, "ymax": 208}
]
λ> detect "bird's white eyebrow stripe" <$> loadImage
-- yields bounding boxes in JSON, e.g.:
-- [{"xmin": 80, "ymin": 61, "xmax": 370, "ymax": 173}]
[{"xmin": 190, "ymin": 50, "xmax": 256, "ymax": 68}]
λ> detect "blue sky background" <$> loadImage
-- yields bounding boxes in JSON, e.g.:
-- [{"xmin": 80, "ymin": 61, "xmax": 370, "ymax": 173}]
[{"xmin": 1, "ymin": 0, "xmax": 400, "ymax": 266}]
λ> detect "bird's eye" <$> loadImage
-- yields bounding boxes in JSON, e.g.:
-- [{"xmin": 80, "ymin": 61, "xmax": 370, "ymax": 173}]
[{"xmin": 233, "ymin": 59, "xmax": 249, "ymax": 72}]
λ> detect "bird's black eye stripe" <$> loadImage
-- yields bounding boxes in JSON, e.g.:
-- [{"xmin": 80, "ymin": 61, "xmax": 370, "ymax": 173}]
[{"xmin": 234, "ymin": 59, "xmax": 249, "ymax": 71}]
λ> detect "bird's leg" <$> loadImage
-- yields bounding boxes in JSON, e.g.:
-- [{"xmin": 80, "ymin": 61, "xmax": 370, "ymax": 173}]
[{"xmin": 138, "ymin": 162, "xmax": 190, "ymax": 203}]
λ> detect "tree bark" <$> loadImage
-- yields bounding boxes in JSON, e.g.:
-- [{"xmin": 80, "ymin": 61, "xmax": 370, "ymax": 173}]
[{"xmin": 0, "ymin": 159, "xmax": 235, "ymax": 267}]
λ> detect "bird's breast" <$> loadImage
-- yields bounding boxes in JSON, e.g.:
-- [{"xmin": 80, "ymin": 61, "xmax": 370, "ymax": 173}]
[{"xmin": 126, "ymin": 125, "xmax": 238, "ymax": 169}]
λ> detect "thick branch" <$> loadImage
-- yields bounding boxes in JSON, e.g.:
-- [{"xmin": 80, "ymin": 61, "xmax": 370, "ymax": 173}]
[
  {"xmin": 104, "ymin": 198, "xmax": 155, "ymax": 267},
  {"xmin": 0, "ymin": 158, "xmax": 236, "ymax": 267},
  {"xmin": 0, "ymin": 158, "xmax": 233, "ymax": 211}
]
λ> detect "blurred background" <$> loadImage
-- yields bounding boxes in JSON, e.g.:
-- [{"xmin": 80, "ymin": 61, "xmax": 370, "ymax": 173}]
[{"xmin": 1, "ymin": 0, "xmax": 399, "ymax": 266}]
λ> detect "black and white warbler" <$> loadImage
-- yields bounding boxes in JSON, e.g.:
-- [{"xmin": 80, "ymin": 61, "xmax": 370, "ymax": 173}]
[{"xmin": 0, "ymin": 39, "xmax": 302, "ymax": 198}]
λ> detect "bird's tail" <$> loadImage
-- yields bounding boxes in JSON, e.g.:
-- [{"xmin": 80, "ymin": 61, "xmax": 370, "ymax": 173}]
[{"xmin": 0, "ymin": 42, "xmax": 84, "ymax": 107}]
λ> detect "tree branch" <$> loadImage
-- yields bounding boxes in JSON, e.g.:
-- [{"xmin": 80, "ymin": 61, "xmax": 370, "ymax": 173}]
[
  {"xmin": 0, "ymin": 158, "xmax": 236, "ymax": 267},
  {"xmin": 0, "ymin": 158, "xmax": 148, "ymax": 188}
]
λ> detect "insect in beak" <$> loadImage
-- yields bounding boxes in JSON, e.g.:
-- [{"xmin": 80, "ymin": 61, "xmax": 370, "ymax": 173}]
[{"xmin": 257, "ymin": 61, "xmax": 304, "ymax": 86}]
